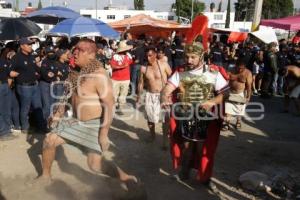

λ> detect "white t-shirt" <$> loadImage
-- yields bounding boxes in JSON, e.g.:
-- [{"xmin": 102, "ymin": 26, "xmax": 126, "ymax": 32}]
[{"xmin": 168, "ymin": 66, "xmax": 228, "ymax": 93}]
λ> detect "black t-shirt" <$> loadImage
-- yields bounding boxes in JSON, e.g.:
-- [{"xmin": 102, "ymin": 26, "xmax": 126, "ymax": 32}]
[
  {"xmin": 56, "ymin": 61, "xmax": 70, "ymax": 81},
  {"xmin": 133, "ymin": 46, "xmax": 145, "ymax": 65},
  {"xmin": 10, "ymin": 52, "xmax": 40, "ymax": 84},
  {"xmin": 289, "ymin": 51, "xmax": 300, "ymax": 67},
  {"xmin": 40, "ymin": 58, "xmax": 59, "ymax": 83},
  {"xmin": 172, "ymin": 45, "xmax": 185, "ymax": 60},
  {"xmin": 0, "ymin": 58, "xmax": 10, "ymax": 83},
  {"xmin": 211, "ymin": 47, "xmax": 223, "ymax": 64},
  {"xmin": 277, "ymin": 52, "xmax": 290, "ymax": 69}
]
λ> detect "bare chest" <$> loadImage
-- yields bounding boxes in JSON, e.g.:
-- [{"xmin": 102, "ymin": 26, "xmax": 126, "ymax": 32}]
[
  {"xmin": 72, "ymin": 80, "xmax": 99, "ymax": 101},
  {"xmin": 145, "ymin": 67, "xmax": 165, "ymax": 82}
]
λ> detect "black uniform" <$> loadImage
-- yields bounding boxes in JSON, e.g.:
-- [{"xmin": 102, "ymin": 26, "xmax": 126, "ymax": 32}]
[
  {"xmin": 0, "ymin": 58, "xmax": 10, "ymax": 84},
  {"xmin": 40, "ymin": 58, "xmax": 58, "ymax": 83},
  {"xmin": 56, "ymin": 61, "xmax": 70, "ymax": 81},
  {"xmin": 10, "ymin": 52, "xmax": 40, "ymax": 85},
  {"xmin": 0, "ymin": 58, "xmax": 11, "ymax": 136}
]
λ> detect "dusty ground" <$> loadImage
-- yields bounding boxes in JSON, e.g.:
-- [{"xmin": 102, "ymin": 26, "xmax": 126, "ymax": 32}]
[{"xmin": 0, "ymin": 96, "xmax": 299, "ymax": 200}]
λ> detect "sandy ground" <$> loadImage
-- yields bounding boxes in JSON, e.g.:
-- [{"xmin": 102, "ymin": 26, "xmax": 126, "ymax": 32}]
[{"xmin": 0, "ymin": 96, "xmax": 300, "ymax": 200}]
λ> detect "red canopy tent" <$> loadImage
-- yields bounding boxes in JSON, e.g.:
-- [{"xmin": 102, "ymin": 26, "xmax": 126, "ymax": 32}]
[
  {"xmin": 260, "ymin": 15, "xmax": 300, "ymax": 31},
  {"xmin": 109, "ymin": 14, "xmax": 190, "ymax": 38}
]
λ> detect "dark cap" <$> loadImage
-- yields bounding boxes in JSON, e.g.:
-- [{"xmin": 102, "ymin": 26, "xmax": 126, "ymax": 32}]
[
  {"xmin": 96, "ymin": 43, "xmax": 104, "ymax": 49},
  {"xmin": 56, "ymin": 49, "xmax": 68, "ymax": 58},
  {"xmin": 19, "ymin": 37, "xmax": 34, "ymax": 45},
  {"xmin": 45, "ymin": 46, "xmax": 55, "ymax": 54}
]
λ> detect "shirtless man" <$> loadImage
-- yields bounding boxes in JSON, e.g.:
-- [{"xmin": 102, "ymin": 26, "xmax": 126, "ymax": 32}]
[
  {"xmin": 223, "ymin": 59, "xmax": 252, "ymax": 130},
  {"xmin": 137, "ymin": 46, "xmax": 172, "ymax": 147},
  {"xmin": 38, "ymin": 39, "xmax": 136, "ymax": 184},
  {"xmin": 157, "ymin": 46, "xmax": 168, "ymax": 63},
  {"xmin": 279, "ymin": 65, "xmax": 300, "ymax": 115}
]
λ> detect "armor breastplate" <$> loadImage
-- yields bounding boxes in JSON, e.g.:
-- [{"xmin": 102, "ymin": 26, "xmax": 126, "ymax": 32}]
[
  {"xmin": 173, "ymin": 67, "xmax": 217, "ymax": 142},
  {"xmin": 177, "ymin": 73, "xmax": 215, "ymax": 105}
]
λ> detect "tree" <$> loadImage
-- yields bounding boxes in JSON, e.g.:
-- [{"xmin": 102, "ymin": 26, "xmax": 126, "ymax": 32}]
[
  {"xmin": 234, "ymin": 0, "xmax": 254, "ymax": 21},
  {"xmin": 225, "ymin": 0, "xmax": 231, "ymax": 28},
  {"xmin": 15, "ymin": 0, "xmax": 19, "ymax": 11},
  {"xmin": 262, "ymin": 0, "xmax": 294, "ymax": 19},
  {"xmin": 172, "ymin": 0, "xmax": 205, "ymax": 21},
  {"xmin": 217, "ymin": 0, "xmax": 222, "ymax": 12},
  {"xmin": 235, "ymin": 0, "xmax": 294, "ymax": 21},
  {"xmin": 38, "ymin": 0, "xmax": 42, "ymax": 9},
  {"xmin": 134, "ymin": 0, "xmax": 144, "ymax": 10}
]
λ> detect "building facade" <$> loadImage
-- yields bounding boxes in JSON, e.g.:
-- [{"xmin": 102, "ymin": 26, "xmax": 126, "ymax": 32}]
[
  {"xmin": 80, "ymin": 5, "xmax": 177, "ymax": 23},
  {"xmin": 0, "ymin": 1, "xmax": 20, "ymax": 18}
]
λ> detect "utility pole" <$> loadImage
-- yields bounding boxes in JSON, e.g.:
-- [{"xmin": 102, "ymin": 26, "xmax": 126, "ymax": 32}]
[
  {"xmin": 191, "ymin": 0, "xmax": 194, "ymax": 21},
  {"xmin": 251, "ymin": 0, "xmax": 264, "ymax": 31},
  {"xmin": 15, "ymin": 0, "xmax": 19, "ymax": 12},
  {"xmin": 50, "ymin": 0, "xmax": 53, "ymax": 6},
  {"xmin": 95, "ymin": 0, "xmax": 98, "ymax": 19}
]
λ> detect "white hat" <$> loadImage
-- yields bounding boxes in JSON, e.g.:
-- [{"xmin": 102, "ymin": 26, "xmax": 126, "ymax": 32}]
[{"xmin": 116, "ymin": 40, "xmax": 133, "ymax": 53}]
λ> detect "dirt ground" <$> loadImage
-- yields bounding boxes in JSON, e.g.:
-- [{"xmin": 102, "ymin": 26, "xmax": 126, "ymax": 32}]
[{"xmin": 0, "ymin": 96, "xmax": 299, "ymax": 200}]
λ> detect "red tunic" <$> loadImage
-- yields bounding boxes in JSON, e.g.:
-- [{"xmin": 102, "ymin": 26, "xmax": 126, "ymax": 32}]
[{"xmin": 168, "ymin": 65, "xmax": 227, "ymax": 182}]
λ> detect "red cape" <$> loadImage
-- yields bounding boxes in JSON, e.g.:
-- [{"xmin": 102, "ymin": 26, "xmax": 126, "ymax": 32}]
[{"xmin": 168, "ymin": 65, "xmax": 225, "ymax": 182}]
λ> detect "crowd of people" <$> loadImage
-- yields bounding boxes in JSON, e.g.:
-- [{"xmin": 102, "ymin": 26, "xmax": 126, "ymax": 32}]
[{"xmin": 0, "ymin": 31, "xmax": 299, "ymax": 190}]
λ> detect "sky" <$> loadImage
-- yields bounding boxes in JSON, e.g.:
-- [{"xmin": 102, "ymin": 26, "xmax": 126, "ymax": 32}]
[{"xmin": 6, "ymin": 0, "xmax": 300, "ymax": 12}]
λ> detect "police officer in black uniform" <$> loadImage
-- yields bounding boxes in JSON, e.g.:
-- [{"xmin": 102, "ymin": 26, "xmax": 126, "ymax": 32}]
[
  {"xmin": 277, "ymin": 44, "xmax": 291, "ymax": 95},
  {"xmin": 53, "ymin": 49, "xmax": 70, "ymax": 101},
  {"xmin": 289, "ymin": 44, "xmax": 300, "ymax": 67},
  {"xmin": 40, "ymin": 46, "xmax": 59, "ymax": 120},
  {"xmin": 10, "ymin": 37, "xmax": 46, "ymax": 134},
  {"xmin": 0, "ymin": 49, "xmax": 15, "ymax": 140}
]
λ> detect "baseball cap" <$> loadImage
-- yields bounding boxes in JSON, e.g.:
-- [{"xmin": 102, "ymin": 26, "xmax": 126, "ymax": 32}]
[{"xmin": 19, "ymin": 37, "xmax": 34, "ymax": 45}]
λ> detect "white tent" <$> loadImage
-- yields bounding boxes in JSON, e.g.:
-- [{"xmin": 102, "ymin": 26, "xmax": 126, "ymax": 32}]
[{"xmin": 250, "ymin": 26, "xmax": 278, "ymax": 44}]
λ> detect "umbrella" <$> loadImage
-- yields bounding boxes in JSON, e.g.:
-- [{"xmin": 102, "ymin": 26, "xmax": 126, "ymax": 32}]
[
  {"xmin": 48, "ymin": 16, "xmax": 119, "ymax": 39},
  {"xmin": 0, "ymin": 18, "xmax": 42, "ymax": 41},
  {"xmin": 26, "ymin": 6, "xmax": 81, "ymax": 24}
]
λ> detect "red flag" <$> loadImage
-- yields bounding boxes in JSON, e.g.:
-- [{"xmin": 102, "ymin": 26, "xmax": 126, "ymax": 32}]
[
  {"xmin": 227, "ymin": 32, "xmax": 248, "ymax": 43},
  {"xmin": 185, "ymin": 15, "xmax": 209, "ymax": 50}
]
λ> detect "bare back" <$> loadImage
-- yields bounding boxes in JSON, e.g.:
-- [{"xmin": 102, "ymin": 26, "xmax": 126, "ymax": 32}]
[{"xmin": 141, "ymin": 60, "xmax": 172, "ymax": 93}]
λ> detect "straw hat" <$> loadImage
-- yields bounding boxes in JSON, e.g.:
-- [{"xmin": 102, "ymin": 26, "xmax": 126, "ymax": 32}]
[{"xmin": 116, "ymin": 40, "xmax": 133, "ymax": 53}]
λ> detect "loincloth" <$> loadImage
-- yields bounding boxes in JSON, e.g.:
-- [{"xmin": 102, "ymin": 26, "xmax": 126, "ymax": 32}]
[
  {"xmin": 144, "ymin": 92, "xmax": 165, "ymax": 123},
  {"xmin": 55, "ymin": 117, "xmax": 102, "ymax": 153},
  {"xmin": 225, "ymin": 91, "xmax": 246, "ymax": 116}
]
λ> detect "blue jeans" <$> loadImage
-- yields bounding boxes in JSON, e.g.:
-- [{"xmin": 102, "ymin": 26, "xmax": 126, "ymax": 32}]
[
  {"xmin": 277, "ymin": 75, "xmax": 284, "ymax": 94},
  {"xmin": 39, "ymin": 81, "xmax": 55, "ymax": 119},
  {"xmin": 271, "ymin": 73, "xmax": 279, "ymax": 94},
  {"xmin": 130, "ymin": 64, "xmax": 141, "ymax": 95},
  {"xmin": 10, "ymin": 89, "xmax": 20, "ymax": 130},
  {"xmin": 52, "ymin": 82, "xmax": 65, "ymax": 103},
  {"xmin": 16, "ymin": 83, "xmax": 45, "ymax": 131},
  {"xmin": 0, "ymin": 83, "xmax": 12, "ymax": 136}
]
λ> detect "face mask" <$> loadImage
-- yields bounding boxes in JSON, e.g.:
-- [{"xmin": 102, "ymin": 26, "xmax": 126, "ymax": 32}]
[{"xmin": 32, "ymin": 42, "xmax": 39, "ymax": 52}]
